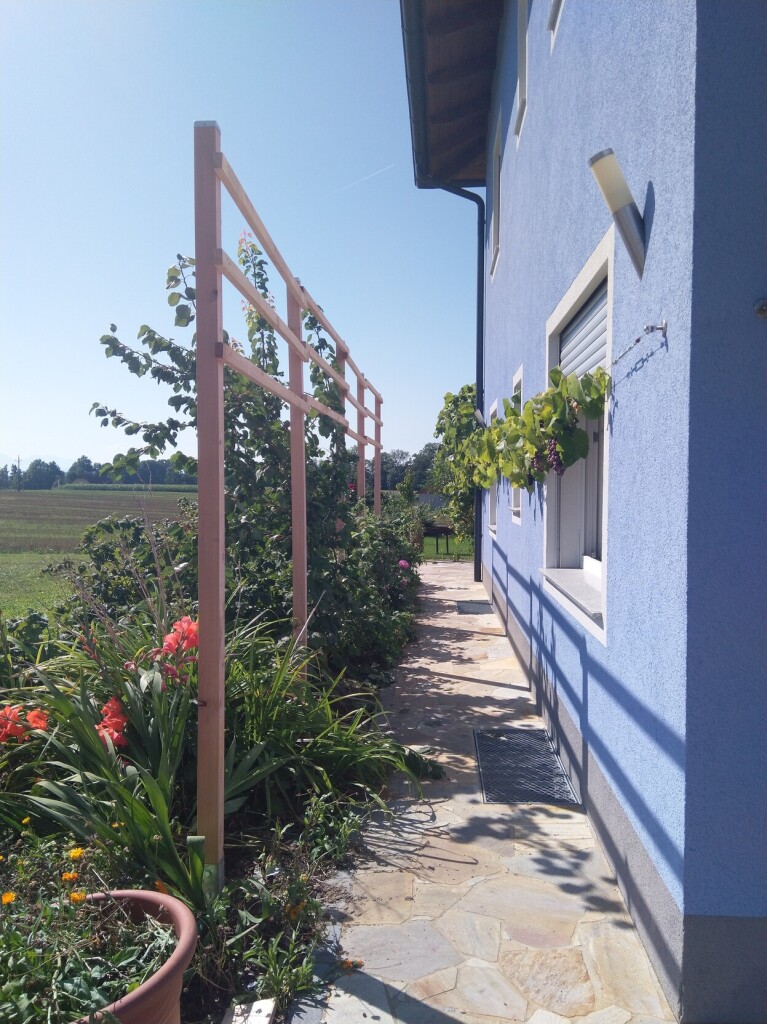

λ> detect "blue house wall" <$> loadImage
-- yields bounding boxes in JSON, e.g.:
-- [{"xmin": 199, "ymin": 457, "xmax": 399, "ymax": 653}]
[{"xmin": 481, "ymin": 2, "xmax": 766, "ymax": 1020}]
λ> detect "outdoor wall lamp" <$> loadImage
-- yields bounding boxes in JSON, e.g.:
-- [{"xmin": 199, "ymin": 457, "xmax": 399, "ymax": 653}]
[{"xmin": 589, "ymin": 148, "xmax": 645, "ymax": 277}]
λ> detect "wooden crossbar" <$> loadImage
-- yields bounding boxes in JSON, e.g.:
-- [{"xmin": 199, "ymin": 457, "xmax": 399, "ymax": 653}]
[
  {"xmin": 346, "ymin": 389, "xmax": 383, "ymax": 425},
  {"xmin": 222, "ymin": 345, "xmax": 312, "ymax": 414},
  {"xmin": 300, "ymin": 286, "xmax": 350, "ymax": 357},
  {"xmin": 304, "ymin": 343, "xmax": 350, "ymax": 392},
  {"xmin": 218, "ymin": 250, "xmax": 307, "ymax": 360},
  {"xmin": 215, "ymin": 152, "xmax": 305, "ymax": 308}
]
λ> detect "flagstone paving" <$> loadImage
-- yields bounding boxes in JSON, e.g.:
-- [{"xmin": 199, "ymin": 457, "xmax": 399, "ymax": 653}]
[{"xmin": 288, "ymin": 562, "xmax": 674, "ymax": 1024}]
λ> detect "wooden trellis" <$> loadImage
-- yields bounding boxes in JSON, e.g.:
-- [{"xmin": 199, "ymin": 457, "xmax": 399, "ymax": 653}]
[{"xmin": 194, "ymin": 121, "xmax": 383, "ymax": 884}]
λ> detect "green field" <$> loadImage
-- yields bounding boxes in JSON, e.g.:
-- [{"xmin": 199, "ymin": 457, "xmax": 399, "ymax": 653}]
[
  {"xmin": 0, "ymin": 552, "xmax": 73, "ymax": 619},
  {"xmin": 0, "ymin": 488, "xmax": 196, "ymax": 617},
  {"xmin": 0, "ymin": 488, "xmax": 195, "ymax": 554}
]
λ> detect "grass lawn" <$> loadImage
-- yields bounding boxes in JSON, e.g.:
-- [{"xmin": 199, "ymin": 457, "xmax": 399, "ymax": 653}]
[
  {"xmin": 0, "ymin": 488, "xmax": 195, "ymax": 554},
  {"xmin": 421, "ymin": 534, "xmax": 473, "ymax": 561},
  {"xmin": 0, "ymin": 552, "xmax": 74, "ymax": 618}
]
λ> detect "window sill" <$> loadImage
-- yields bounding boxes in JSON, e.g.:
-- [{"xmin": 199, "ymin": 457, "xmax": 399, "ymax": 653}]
[{"xmin": 540, "ymin": 568, "xmax": 603, "ymax": 628}]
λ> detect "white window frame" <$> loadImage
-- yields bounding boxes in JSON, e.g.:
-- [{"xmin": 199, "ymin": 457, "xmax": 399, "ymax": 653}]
[
  {"xmin": 542, "ymin": 226, "xmax": 614, "ymax": 643},
  {"xmin": 514, "ymin": 0, "xmax": 528, "ymax": 139},
  {"xmin": 490, "ymin": 114, "xmax": 502, "ymax": 276},
  {"xmin": 511, "ymin": 366, "xmax": 523, "ymax": 523},
  {"xmin": 547, "ymin": 0, "xmax": 565, "ymax": 51},
  {"xmin": 488, "ymin": 401, "xmax": 499, "ymax": 533}
]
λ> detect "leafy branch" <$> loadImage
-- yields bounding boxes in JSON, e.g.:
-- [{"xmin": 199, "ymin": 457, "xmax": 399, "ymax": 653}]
[{"xmin": 465, "ymin": 367, "xmax": 611, "ymax": 492}]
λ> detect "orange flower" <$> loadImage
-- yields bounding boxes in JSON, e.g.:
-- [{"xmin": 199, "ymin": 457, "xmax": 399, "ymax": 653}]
[
  {"xmin": 25, "ymin": 709, "xmax": 49, "ymax": 732},
  {"xmin": 69, "ymin": 890, "xmax": 87, "ymax": 903},
  {"xmin": 61, "ymin": 871, "xmax": 79, "ymax": 883},
  {"xmin": 0, "ymin": 706, "xmax": 25, "ymax": 742},
  {"xmin": 96, "ymin": 722, "xmax": 128, "ymax": 749},
  {"xmin": 100, "ymin": 697, "xmax": 128, "ymax": 729},
  {"xmin": 2, "ymin": 892, "xmax": 16, "ymax": 905},
  {"xmin": 154, "ymin": 880, "xmax": 169, "ymax": 894},
  {"xmin": 163, "ymin": 616, "xmax": 199, "ymax": 654}
]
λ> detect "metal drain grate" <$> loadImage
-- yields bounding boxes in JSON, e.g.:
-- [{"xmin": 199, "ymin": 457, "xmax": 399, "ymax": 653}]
[{"xmin": 474, "ymin": 728, "xmax": 580, "ymax": 805}]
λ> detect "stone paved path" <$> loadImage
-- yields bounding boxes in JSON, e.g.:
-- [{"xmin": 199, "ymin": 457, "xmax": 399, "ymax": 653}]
[{"xmin": 289, "ymin": 562, "xmax": 674, "ymax": 1024}]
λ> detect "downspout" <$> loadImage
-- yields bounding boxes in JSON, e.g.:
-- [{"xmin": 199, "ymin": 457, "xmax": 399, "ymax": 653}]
[{"xmin": 424, "ymin": 179, "xmax": 485, "ymax": 584}]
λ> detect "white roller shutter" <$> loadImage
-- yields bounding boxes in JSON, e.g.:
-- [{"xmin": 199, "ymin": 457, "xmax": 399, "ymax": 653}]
[{"xmin": 559, "ymin": 280, "xmax": 607, "ymax": 377}]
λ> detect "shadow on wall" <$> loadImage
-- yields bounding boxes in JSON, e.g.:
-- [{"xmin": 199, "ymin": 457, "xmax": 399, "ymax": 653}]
[{"xmin": 485, "ymin": 546, "xmax": 685, "ymax": 998}]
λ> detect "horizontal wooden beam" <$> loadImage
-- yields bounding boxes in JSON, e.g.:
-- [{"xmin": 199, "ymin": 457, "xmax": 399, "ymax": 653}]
[
  {"xmin": 347, "ymin": 425, "xmax": 383, "ymax": 450},
  {"xmin": 300, "ymin": 286, "xmax": 350, "ymax": 357},
  {"xmin": 304, "ymin": 394, "xmax": 348, "ymax": 429},
  {"xmin": 217, "ymin": 250, "xmax": 308, "ymax": 361},
  {"xmin": 346, "ymin": 389, "xmax": 382, "ymax": 425},
  {"xmin": 222, "ymin": 344, "xmax": 312, "ymax": 413},
  {"xmin": 304, "ymin": 343, "xmax": 350, "ymax": 393},
  {"xmin": 215, "ymin": 152, "xmax": 304, "ymax": 307}
]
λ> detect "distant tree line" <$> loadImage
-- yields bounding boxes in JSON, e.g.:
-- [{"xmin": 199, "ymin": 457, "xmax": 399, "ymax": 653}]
[
  {"xmin": 0, "ymin": 456, "xmax": 197, "ymax": 490},
  {"xmin": 363, "ymin": 442, "xmax": 441, "ymax": 494},
  {"xmin": 0, "ymin": 445, "xmax": 440, "ymax": 493}
]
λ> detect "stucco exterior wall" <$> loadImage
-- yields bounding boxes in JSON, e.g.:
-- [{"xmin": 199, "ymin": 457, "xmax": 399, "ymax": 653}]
[
  {"xmin": 480, "ymin": 1, "xmax": 766, "ymax": 1018},
  {"xmin": 483, "ymin": 0, "xmax": 695, "ymax": 908}
]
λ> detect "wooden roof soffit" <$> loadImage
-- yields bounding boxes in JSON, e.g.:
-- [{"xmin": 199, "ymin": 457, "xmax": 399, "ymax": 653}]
[{"xmin": 400, "ymin": 0, "xmax": 503, "ymax": 189}]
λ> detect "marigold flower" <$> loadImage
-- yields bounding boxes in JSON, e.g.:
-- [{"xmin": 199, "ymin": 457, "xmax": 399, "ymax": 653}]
[
  {"xmin": 25, "ymin": 709, "xmax": 49, "ymax": 732},
  {"xmin": 69, "ymin": 890, "xmax": 87, "ymax": 903},
  {"xmin": 340, "ymin": 958, "xmax": 363, "ymax": 971},
  {"xmin": 2, "ymin": 892, "xmax": 16, "ymax": 905},
  {"xmin": 61, "ymin": 871, "xmax": 78, "ymax": 883},
  {"xmin": 67, "ymin": 847, "xmax": 85, "ymax": 861}
]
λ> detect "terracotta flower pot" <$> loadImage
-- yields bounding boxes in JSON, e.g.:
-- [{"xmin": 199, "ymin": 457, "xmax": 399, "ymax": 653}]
[{"xmin": 76, "ymin": 889, "xmax": 197, "ymax": 1024}]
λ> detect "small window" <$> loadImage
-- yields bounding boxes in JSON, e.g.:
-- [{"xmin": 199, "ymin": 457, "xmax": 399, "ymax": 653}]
[
  {"xmin": 490, "ymin": 116, "xmax": 502, "ymax": 274},
  {"xmin": 488, "ymin": 404, "xmax": 498, "ymax": 532},
  {"xmin": 545, "ymin": 280, "xmax": 608, "ymax": 628},
  {"xmin": 511, "ymin": 368, "xmax": 523, "ymax": 523},
  {"xmin": 514, "ymin": 0, "xmax": 528, "ymax": 137}
]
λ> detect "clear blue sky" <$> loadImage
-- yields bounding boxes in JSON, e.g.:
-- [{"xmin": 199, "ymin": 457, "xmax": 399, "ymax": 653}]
[{"xmin": 0, "ymin": 0, "xmax": 478, "ymax": 474}]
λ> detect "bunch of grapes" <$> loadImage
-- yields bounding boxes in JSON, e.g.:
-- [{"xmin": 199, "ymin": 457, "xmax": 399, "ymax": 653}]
[
  {"xmin": 546, "ymin": 437, "xmax": 565, "ymax": 476},
  {"xmin": 531, "ymin": 453, "xmax": 546, "ymax": 475}
]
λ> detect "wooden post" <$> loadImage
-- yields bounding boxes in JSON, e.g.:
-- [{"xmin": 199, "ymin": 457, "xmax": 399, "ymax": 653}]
[
  {"xmin": 194, "ymin": 121, "xmax": 225, "ymax": 890},
  {"xmin": 357, "ymin": 379, "xmax": 366, "ymax": 499},
  {"xmin": 288, "ymin": 290, "xmax": 308, "ymax": 639},
  {"xmin": 374, "ymin": 395, "xmax": 382, "ymax": 514}
]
